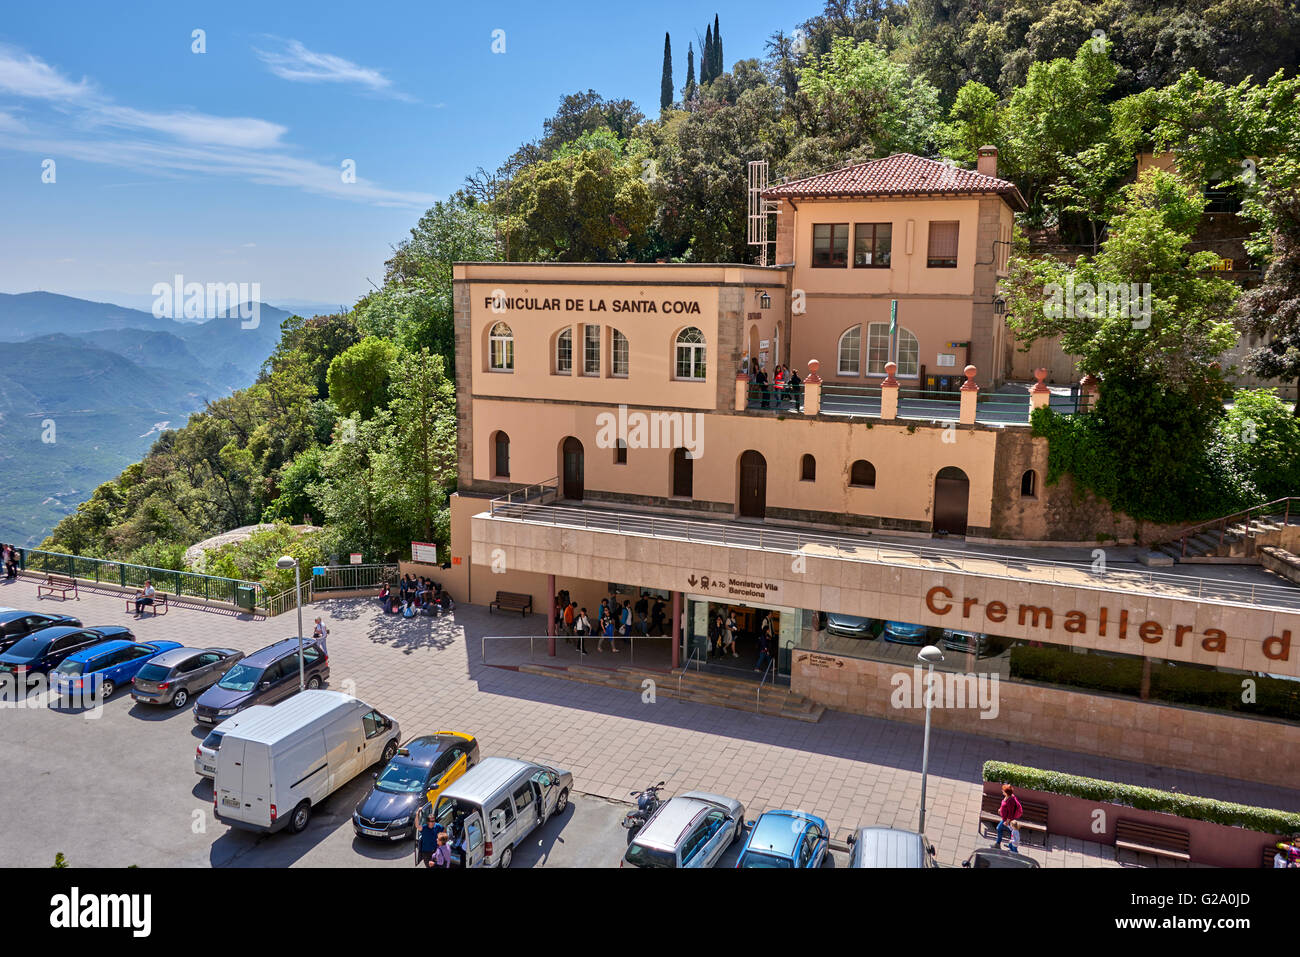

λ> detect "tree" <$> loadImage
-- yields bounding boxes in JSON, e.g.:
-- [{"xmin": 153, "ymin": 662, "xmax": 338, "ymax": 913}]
[
  {"xmin": 660, "ymin": 33, "xmax": 674, "ymax": 112},
  {"xmin": 940, "ymin": 81, "xmax": 1001, "ymax": 165},
  {"xmin": 703, "ymin": 25, "xmax": 714, "ymax": 85},
  {"xmin": 1239, "ymin": 156, "xmax": 1300, "ymax": 411},
  {"xmin": 1220, "ymin": 389, "xmax": 1300, "ymax": 497},
  {"xmin": 684, "ymin": 43, "xmax": 696, "ymax": 103},
  {"xmin": 326, "ymin": 336, "xmax": 398, "ymax": 420},
  {"xmin": 383, "ymin": 350, "xmax": 457, "ymax": 544},
  {"xmin": 713, "ymin": 14, "xmax": 723, "ymax": 79}
]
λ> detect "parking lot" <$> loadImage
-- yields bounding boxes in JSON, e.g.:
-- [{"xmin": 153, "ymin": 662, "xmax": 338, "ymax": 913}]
[{"xmin": 7, "ymin": 578, "xmax": 1295, "ymax": 868}]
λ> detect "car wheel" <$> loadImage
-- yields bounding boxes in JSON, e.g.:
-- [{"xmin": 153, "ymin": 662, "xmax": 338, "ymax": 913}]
[
  {"xmin": 101, "ymin": 679, "xmax": 115, "ymax": 698},
  {"xmin": 555, "ymin": 789, "xmax": 569, "ymax": 815},
  {"xmin": 380, "ymin": 740, "xmax": 398, "ymax": 766},
  {"xmin": 171, "ymin": 689, "xmax": 188, "ymax": 709},
  {"xmin": 289, "ymin": 801, "xmax": 311, "ymax": 834},
  {"xmin": 307, "ymin": 675, "xmax": 322, "ymax": 690},
  {"xmin": 733, "ymin": 817, "xmax": 745, "ymax": 845},
  {"xmin": 498, "ymin": 845, "xmax": 513, "ymax": 869}
]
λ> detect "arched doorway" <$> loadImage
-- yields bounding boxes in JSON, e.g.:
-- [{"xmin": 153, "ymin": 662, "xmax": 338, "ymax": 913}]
[
  {"xmin": 561, "ymin": 437, "xmax": 584, "ymax": 501},
  {"xmin": 738, "ymin": 450, "xmax": 767, "ymax": 519},
  {"xmin": 933, "ymin": 466, "xmax": 970, "ymax": 536},
  {"xmin": 748, "ymin": 326, "xmax": 760, "ymax": 372},
  {"xmin": 671, "ymin": 447, "xmax": 694, "ymax": 498}
]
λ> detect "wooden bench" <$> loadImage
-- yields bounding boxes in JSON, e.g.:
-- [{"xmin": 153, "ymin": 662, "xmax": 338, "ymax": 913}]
[
  {"xmin": 125, "ymin": 592, "xmax": 169, "ymax": 616},
  {"xmin": 1114, "ymin": 819, "xmax": 1191, "ymax": 864},
  {"xmin": 488, "ymin": 591, "xmax": 532, "ymax": 616},
  {"xmin": 37, "ymin": 574, "xmax": 79, "ymax": 600},
  {"xmin": 979, "ymin": 792, "xmax": 1050, "ymax": 846}
]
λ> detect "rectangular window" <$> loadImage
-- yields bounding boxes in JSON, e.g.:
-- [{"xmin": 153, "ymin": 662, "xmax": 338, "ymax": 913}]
[
  {"xmin": 611, "ymin": 329, "xmax": 629, "ymax": 377},
  {"xmin": 866, "ymin": 323, "xmax": 891, "ymax": 375},
  {"xmin": 812, "ymin": 224, "xmax": 849, "ymax": 268},
  {"xmin": 615, "ymin": 439, "xmax": 627, "ymax": 465},
  {"xmin": 927, "ymin": 221, "xmax": 959, "ymax": 268},
  {"xmin": 854, "ymin": 223, "xmax": 892, "ymax": 268},
  {"xmin": 583, "ymin": 324, "xmax": 600, "ymax": 376}
]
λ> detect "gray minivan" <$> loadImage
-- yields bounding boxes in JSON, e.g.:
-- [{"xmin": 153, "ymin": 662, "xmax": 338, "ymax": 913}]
[{"xmin": 429, "ymin": 756, "xmax": 573, "ymax": 868}]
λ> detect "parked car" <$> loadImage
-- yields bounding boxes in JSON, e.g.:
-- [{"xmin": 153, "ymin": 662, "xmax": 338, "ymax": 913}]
[
  {"xmin": 353, "ymin": 732, "xmax": 480, "ymax": 841},
  {"xmin": 0, "ymin": 626, "xmax": 133, "ymax": 682},
  {"xmin": 214, "ymin": 690, "xmax": 400, "ymax": 835},
  {"xmin": 963, "ymin": 847, "xmax": 1039, "ymax": 869},
  {"xmin": 194, "ymin": 706, "xmax": 273, "ymax": 779},
  {"xmin": 131, "ymin": 646, "xmax": 244, "ymax": 709},
  {"xmin": 735, "ymin": 810, "xmax": 829, "ymax": 868},
  {"xmin": 429, "ymin": 757, "xmax": 573, "ymax": 868},
  {"xmin": 0, "ymin": 610, "xmax": 82, "ymax": 652},
  {"xmin": 622, "ymin": 791, "xmax": 746, "ymax": 868},
  {"xmin": 52, "ymin": 639, "xmax": 182, "ymax": 699},
  {"xmin": 942, "ymin": 629, "xmax": 987, "ymax": 654},
  {"xmin": 825, "ymin": 613, "xmax": 875, "ymax": 639},
  {"xmin": 882, "ymin": 621, "xmax": 930, "ymax": 645},
  {"xmin": 192, "ymin": 637, "xmax": 328, "ymax": 724},
  {"xmin": 846, "ymin": 826, "xmax": 937, "ymax": 868}
]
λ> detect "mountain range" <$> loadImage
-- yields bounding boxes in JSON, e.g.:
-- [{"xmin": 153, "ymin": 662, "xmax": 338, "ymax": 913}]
[{"xmin": 0, "ymin": 292, "xmax": 299, "ymax": 547}]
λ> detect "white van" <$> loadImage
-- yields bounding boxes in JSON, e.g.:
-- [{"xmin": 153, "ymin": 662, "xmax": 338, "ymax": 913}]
[{"xmin": 214, "ymin": 689, "xmax": 401, "ymax": 835}]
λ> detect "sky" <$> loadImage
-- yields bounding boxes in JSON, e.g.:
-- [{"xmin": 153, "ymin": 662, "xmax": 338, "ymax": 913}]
[{"xmin": 0, "ymin": 0, "xmax": 814, "ymax": 310}]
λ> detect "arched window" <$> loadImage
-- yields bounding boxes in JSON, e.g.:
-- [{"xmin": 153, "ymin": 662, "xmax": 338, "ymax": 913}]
[
  {"xmin": 801, "ymin": 454, "xmax": 816, "ymax": 482},
  {"xmin": 896, "ymin": 327, "xmax": 920, "ymax": 377},
  {"xmin": 838, "ymin": 326, "xmax": 861, "ymax": 375},
  {"xmin": 610, "ymin": 328, "xmax": 629, "ymax": 377},
  {"xmin": 672, "ymin": 447, "xmax": 694, "ymax": 498},
  {"xmin": 493, "ymin": 431, "xmax": 510, "ymax": 479},
  {"xmin": 850, "ymin": 459, "xmax": 876, "ymax": 488},
  {"xmin": 555, "ymin": 328, "xmax": 573, "ymax": 375},
  {"xmin": 489, "ymin": 322, "xmax": 514, "ymax": 371},
  {"xmin": 1021, "ymin": 469, "xmax": 1037, "ymax": 498},
  {"xmin": 675, "ymin": 327, "xmax": 707, "ymax": 380}
]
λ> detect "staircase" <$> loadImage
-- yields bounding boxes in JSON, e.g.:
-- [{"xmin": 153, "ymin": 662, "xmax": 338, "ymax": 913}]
[
  {"xmin": 1153, "ymin": 497, "xmax": 1300, "ymax": 563},
  {"xmin": 510, "ymin": 662, "xmax": 825, "ymax": 723}
]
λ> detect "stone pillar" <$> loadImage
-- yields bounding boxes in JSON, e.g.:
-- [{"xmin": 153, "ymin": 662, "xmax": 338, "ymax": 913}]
[
  {"xmin": 1079, "ymin": 373, "xmax": 1099, "ymax": 413},
  {"xmin": 735, "ymin": 371, "xmax": 749, "ymax": 411},
  {"xmin": 1029, "ymin": 367, "xmax": 1051, "ymax": 413},
  {"xmin": 880, "ymin": 361, "xmax": 899, "ymax": 420},
  {"xmin": 547, "ymin": 573, "xmax": 556, "ymax": 657},
  {"xmin": 959, "ymin": 364, "xmax": 979, "ymax": 425},
  {"xmin": 671, "ymin": 591, "xmax": 682, "ymax": 669},
  {"xmin": 803, "ymin": 359, "xmax": 822, "ymax": 416}
]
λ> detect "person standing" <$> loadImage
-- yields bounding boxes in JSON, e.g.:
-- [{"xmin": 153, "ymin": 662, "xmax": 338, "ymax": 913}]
[
  {"xmin": 417, "ymin": 809, "xmax": 444, "ymax": 867},
  {"xmin": 431, "ymin": 831, "xmax": 453, "ymax": 868},
  {"xmin": 596, "ymin": 608, "xmax": 613, "ymax": 652},
  {"xmin": 755, "ymin": 615, "xmax": 772, "ymax": 673},
  {"xmin": 563, "ymin": 601, "xmax": 576, "ymax": 644},
  {"xmin": 994, "ymin": 783, "xmax": 1023, "ymax": 851},
  {"xmin": 787, "ymin": 367, "xmax": 802, "ymax": 411},
  {"xmin": 312, "ymin": 617, "xmax": 329, "ymax": 653},
  {"xmin": 574, "ymin": 607, "xmax": 591, "ymax": 656},
  {"xmin": 723, "ymin": 610, "xmax": 739, "ymax": 658}
]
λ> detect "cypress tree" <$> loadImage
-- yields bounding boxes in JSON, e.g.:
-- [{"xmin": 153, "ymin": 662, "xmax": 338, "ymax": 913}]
[
  {"xmin": 660, "ymin": 32, "xmax": 673, "ymax": 112},
  {"xmin": 703, "ymin": 24, "xmax": 713, "ymax": 84},
  {"xmin": 684, "ymin": 43, "xmax": 696, "ymax": 101},
  {"xmin": 713, "ymin": 14, "xmax": 723, "ymax": 78}
]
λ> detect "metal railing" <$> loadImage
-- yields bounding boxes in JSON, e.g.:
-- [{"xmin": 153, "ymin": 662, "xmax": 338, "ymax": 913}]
[
  {"xmin": 757, "ymin": 657, "xmax": 776, "ymax": 713},
  {"xmin": 485, "ymin": 499, "xmax": 1300, "ymax": 611},
  {"xmin": 496, "ymin": 477, "xmax": 560, "ymax": 507},
  {"xmin": 311, "ymin": 563, "xmax": 398, "ymax": 593},
  {"xmin": 262, "ymin": 580, "xmax": 313, "ymax": 617},
  {"xmin": 22, "ymin": 549, "xmax": 262, "ymax": 608},
  {"xmin": 678, "ymin": 647, "xmax": 703, "ymax": 694},
  {"xmin": 746, "ymin": 383, "xmax": 804, "ymax": 411},
  {"xmin": 1154, "ymin": 497, "xmax": 1300, "ymax": 559},
  {"xmin": 479, "ymin": 633, "xmax": 657, "ymax": 666}
]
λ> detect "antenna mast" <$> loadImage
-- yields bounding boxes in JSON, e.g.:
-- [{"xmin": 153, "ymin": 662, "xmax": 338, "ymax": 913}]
[{"xmin": 747, "ymin": 160, "xmax": 781, "ymax": 266}]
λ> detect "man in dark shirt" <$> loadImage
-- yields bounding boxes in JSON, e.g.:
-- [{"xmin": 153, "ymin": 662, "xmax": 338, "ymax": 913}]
[{"xmin": 417, "ymin": 807, "xmax": 445, "ymax": 867}]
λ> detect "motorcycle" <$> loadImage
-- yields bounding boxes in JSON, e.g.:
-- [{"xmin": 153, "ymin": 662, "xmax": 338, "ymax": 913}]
[{"xmin": 622, "ymin": 781, "xmax": 666, "ymax": 840}]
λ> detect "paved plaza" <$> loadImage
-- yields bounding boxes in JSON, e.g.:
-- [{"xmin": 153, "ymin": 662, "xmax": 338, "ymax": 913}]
[{"xmin": 3, "ymin": 576, "xmax": 1296, "ymax": 868}]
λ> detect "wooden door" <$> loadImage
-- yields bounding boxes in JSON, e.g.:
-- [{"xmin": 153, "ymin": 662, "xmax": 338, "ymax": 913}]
[
  {"xmin": 562, "ymin": 437, "xmax": 584, "ymax": 501},
  {"xmin": 933, "ymin": 466, "xmax": 969, "ymax": 536},
  {"xmin": 738, "ymin": 450, "xmax": 767, "ymax": 519}
]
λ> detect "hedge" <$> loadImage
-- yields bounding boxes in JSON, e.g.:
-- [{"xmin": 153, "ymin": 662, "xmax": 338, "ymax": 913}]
[{"xmin": 983, "ymin": 761, "xmax": 1300, "ymax": 835}]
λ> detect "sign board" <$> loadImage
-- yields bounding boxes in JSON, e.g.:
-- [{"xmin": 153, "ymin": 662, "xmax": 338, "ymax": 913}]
[
  {"xmin": 759, "ymin": 339, "xmax": 770, "ymax": 350},
  {"xmin": 936, "ymin": 353, "xmax": 956, "ymax": 367},
  {"xmin": 686, "ymin": 572, "xmax": 783, "ymax": 603},
  {"xmin": 311, "ymin": 566, "xmax": 326, "ymax": 576},
  {"xmin": 349, "ymin": 553, "xmax": 362, "ymax": 565},
  {"xmin": 411, "ymin": 542, "xmax": 438, "ymax": 564}
]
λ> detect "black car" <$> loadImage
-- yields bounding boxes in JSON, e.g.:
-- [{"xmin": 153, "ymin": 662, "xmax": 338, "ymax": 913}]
[
  {"xmin": 353, "ymin": 733, "xmax": 481, "ymax": 841},
  {"xmin": 0, "ymin": 625, "xmax": 133, "ymax": 681},
  {"xmin": 0, "ymin": 610, "xmax": 82, "ymax": 653}
]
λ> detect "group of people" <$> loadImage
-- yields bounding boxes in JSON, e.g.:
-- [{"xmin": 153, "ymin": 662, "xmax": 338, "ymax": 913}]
[
  {"xmin": 379, "ymin": 575, "xmax": 454, "ymax": 618},
  {"xmin": 0, "ymin": 544, "xmax": 20, "ymax": 580},
  {"xmin": 748, "ymin": 360, "xmax": 802, "ymax": 411},
  {"xmin": 552, "ymin": 589, "xmax": 670, "ymax": 656},
  {"xmin": 1275, "ymin": 841, "xmax": 1300, "ymax": 868},
  {"xmin": 707, "ymin": 608, "xmax": 775, "ymax": 673}
]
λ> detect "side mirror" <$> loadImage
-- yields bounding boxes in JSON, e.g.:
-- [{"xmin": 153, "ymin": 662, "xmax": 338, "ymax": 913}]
[{"xmin": 962, "ymin": 860, "xmax": 971, "ymax": 868}]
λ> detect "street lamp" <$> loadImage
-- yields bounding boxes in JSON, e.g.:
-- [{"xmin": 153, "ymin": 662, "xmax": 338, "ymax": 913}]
[
  {"xmin": 917, "ymin": 644, "xmax": 944, "ymax": 834},
  {"xmin": 276, "ymin": 555, "xmax": 305, "ymax": 691}
]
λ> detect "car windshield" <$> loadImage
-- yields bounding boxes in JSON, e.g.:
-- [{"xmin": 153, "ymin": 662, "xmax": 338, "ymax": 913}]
[
  {"xmin": 375, "ymin": 760, "xmax": 427, "ymax": 794},
  {"xmin": 136, "ymin": 664, "xmax": 169, "ymax": 682},
  {"xmin": 53, "ymin": 659, "xmax": 84, "ymax": 676},
  {"xmin": 201, "ymin": 729, "xmax": 225, "ymax": 750},
  {"xmin": 218, "ymin": 662, "xmax": 264, "ymax": 692},
  {"xmin": 739, "ymin": 851, "xmax": 793, "ymax": 868},
  {"xmin": 5, "ymin": 634, "xmax": 53, "ymax": 658},
  {"xmin": 623, "ymin": 842, "xmax": 677, "ymax": 868}
]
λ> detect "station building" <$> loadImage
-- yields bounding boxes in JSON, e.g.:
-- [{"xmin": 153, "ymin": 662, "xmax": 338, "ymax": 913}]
[{"xmin": 434, "ymin": 149, "xmax": 1300, "ymax": 791}]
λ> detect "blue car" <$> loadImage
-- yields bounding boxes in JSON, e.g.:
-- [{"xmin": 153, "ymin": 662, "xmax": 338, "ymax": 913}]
[
  {"xmin": 735, "ymin": 810, "xmax": 829, "ymax": 868},
  {"xmin": 0, "ymin": 626, "xmax": 133, "ymax": 682},
  {"xmin": 51, "ymin": 639, "xmax": 182, "ymax": 699},
  {"xmin": 883, "ymin": 621, "xmax": 930, "ymax": 645}
]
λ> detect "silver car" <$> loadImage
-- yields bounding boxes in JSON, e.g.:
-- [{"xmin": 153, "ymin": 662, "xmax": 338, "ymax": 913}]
[
  {"xmin": 132, "ymin": 646, "xmax": 244, "ymax": 709},
  {"xmin": 622, "ymin": 791, "xmax": 746, "ymax": 868}
]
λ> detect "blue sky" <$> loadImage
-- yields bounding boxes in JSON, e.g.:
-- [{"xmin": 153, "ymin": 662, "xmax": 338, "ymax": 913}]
[{"xmin": 0, "ymin": 0, "xmax": 813, "ymax": 310}]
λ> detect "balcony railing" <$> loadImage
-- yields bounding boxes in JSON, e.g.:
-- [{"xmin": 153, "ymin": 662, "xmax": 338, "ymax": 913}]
[{"xmin": 22, "ymin": 549, "xmax": 261, "ymax": 607}]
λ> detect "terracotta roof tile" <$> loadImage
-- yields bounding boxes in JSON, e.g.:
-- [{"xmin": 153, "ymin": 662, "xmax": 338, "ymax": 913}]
[{"xmin": 761, "ymin": 153, "xmax": 1027, "ymax": 211}]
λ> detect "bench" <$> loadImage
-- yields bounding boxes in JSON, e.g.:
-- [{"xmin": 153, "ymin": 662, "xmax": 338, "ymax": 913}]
[
  {"xmin": 489, "ymin": 591, "xmax": 532, "ymax": 616},
  {"xmin": 37, "ymin": 574, "xmax": 79, "ymax": 600},
  {"xmin": 979, "ymin": 792, "xmax": 1050, "ymax": 846},
  {"xmin": 125, "ymin": 593, "xmax": 169, "ymax": 616},
  {"xmin": 1114, "ymin": 819, "xmax": 1191, "ymax": 864}
]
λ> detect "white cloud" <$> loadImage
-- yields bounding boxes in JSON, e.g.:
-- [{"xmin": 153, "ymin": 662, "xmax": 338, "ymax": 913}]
[
  {"xmin": 0, "ymin": 110, "xmax": 27, "ymax": 132},
  {"xmin": 255, "ymin": 39, "xmax": 413, "ymax": 101},
  {"xmin": 0, "ymin": 46, "xmax": 92, "ymax": 100},
  {"xmin": 97, "ymin": 105, "xmax": 286, "ymax": 149}
]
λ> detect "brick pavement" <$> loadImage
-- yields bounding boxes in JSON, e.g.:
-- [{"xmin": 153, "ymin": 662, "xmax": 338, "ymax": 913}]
[{"xmin": 6, "ymin": 577, "xmax": 1296, "ymax": 868}]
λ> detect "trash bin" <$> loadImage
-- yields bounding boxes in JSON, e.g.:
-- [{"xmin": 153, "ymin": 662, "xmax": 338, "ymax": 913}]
[{"xmin": 236, "ymin": 585, "xmax": 256, "ymax": 611}]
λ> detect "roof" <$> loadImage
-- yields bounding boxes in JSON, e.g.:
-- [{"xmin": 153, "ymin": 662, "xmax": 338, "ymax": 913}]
[
  {"xmin": 636, "ymin": 796, "xmax": 713, "ymax": 850},
  {"xmin": 399, "ymin": 734, "xmax": 468, "ymax": 767},
  {"xmin": 761, "ymin": 153, "xmax": 1028, "ymax": 211},
  {"xmin": 243, "ymin": 636, "xmax": 318, "ymax": 665},
  {"xmin": 851, "ymin": 827, "xmax": 929, "ymax": 867},
  {"xmin": 223, "ymin": 689, "xmax": 361, "ymax": 745},
  {"xmin": 747, "ymin": 810, "xmax": 824, "ymax": 857},
  {"xmin": 440, "ymin": 756, "xmax": 532, "ymax": 802}
]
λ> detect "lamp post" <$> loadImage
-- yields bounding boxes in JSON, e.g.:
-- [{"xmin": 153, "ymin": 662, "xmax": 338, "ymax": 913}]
[
  {"xmin": 917, "ymin": 644, "xmax": 944, "ymax": 834},
  {"xmin": 276, "ymin": 556, "xmax": 305, "ymax": 691}
]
